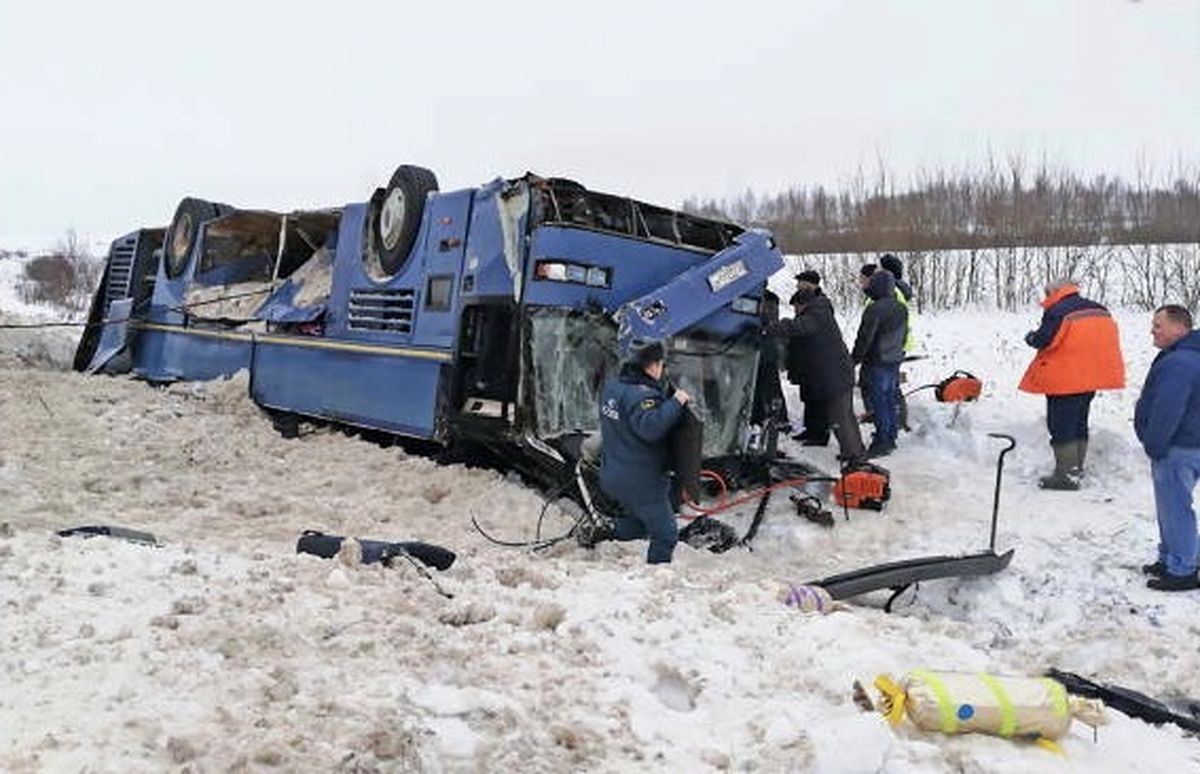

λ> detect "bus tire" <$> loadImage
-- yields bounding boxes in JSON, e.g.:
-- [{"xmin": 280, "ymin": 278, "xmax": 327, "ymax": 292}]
[
  {"xmin": 373, "ymin": 165, "xmax": 439, "ymax": 276},
  {"xmin": 164, "ymin": 197, "xmax": 220, "ymax": 279}
]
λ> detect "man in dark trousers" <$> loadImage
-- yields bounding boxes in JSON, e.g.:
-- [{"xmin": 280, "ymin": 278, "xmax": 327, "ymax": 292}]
[
  {"xmin": 1135, "ymin": 304, "xmax": 1200, "ymax": 591},
  {"xmin": 879, "ymin": 254, "xmax": 915, "ymax": 430},
  {"xmin": 855, "ymin": 264, "xmax": 878, "ymax": 421},
  {"xmin": 595, "ymin": 340, "xmax": 691, "ymax": 564},
  {"xmin": 851, "ymin": 269, "xmax": 908, "ymax": 458},
  {"xmin": 1019, "ymin": 279, "xmax": 1125, "ymax": 489},
  {"xmin": 784, "ymin": 271, "xmax": 828, "ymax": 444},
  {"xmin": 771, "ymin": 270, "xmax": 865, "ymax": 461}
]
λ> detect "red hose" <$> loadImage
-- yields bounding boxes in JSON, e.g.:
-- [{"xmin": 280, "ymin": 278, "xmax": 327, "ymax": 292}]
[{"xmin": 680, "ymin": 468, "xmax": 814, "ymax": 519}]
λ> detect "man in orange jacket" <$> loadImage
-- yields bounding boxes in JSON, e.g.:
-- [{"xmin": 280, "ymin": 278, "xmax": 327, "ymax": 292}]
[{"xmin": 1019, "ymin": 280, "xmax": 1125, "ymax": 490}]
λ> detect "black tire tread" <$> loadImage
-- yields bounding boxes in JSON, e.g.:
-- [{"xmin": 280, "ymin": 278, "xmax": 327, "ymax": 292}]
[
  {"xmin": 164, "ymin": 197, "xmax": 220, "ymax": 279},
  {"xmin": 374, "ymin": 165, "xmax": 439, "ymax": 276}
]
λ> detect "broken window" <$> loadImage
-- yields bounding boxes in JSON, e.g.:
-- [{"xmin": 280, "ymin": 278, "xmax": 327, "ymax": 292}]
[
  {"xmin": 525, "ymin": 307, "xmax": 758, "ymax": 457},
  {"xmin": 196, "ymin": 211, "xmax": 279, "ymax": 285},
  {"xmin": 527, "ymin": 308, "xmax": 618, "ymax": 438},
  {"xmin": 666, "ymin": 335, "xmax": 759, "ymax": 456},
  {"xmin": 185, "ymin": 209, "xmax": 341, "ymax": 323},
  {"xmin": 529, "ymin": 177, "xmax": 743, "ymax": 254}
]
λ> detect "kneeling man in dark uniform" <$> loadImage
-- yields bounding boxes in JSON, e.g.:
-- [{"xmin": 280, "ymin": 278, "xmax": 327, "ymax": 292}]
[{"xmin": 597, "ymin": 340, "xmax": 691, "ymax": 564}]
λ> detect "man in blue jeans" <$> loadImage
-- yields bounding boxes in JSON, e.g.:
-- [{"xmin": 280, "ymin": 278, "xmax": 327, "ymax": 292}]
[
  {"xmin": 593, "ymin": 340, "xmax": 691, "ymax": 564},
  {"xmin": 851, "ymin": 270, "xmax": 908, "ymax": 458},
  {"xmin": 1135, "ymin": 304, "xmax": 1200, "ymax": 591}
]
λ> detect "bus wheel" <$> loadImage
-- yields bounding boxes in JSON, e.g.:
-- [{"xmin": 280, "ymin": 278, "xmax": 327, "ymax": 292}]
[{"xmin": 374, "ymin": 165, "xmax": 439, "ymax": 276}]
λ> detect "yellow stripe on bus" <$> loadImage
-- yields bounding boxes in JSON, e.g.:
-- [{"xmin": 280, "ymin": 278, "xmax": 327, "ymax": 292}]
[{"xmin": 135, "ymin": 323, "xmax": 453, "ymax": 362}]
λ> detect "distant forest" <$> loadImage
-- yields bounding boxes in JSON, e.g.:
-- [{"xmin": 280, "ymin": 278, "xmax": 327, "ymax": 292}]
[{"xmin": 683, "ymin": 161, "xmax": 1200, "ymax": 254}]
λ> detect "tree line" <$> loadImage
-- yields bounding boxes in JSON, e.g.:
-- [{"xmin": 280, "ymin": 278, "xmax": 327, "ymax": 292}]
[
  {"xmin": 684, "ymin": 160, "xmax": 1200, "ymax": 254},
  {"xmin": 784, "ymin": 244, "xmax": 1200, "ymax": 313}
]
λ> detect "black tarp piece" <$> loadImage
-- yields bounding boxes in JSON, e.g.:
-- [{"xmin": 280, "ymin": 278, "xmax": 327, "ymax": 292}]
[
  {"xmin": 57, "ymin": 525, "xmax": 158, "ymax": 546},
  {"xmin": 296, "ymin": 531, "xmax": 455, "ymax": 571},
  {"xmin": 668, "ymin": 405, "xmax": 704, "ymax": 504},
  {"xmin": 1047, "ymin": 669, "xmax": 1200, "ymax": 736}
]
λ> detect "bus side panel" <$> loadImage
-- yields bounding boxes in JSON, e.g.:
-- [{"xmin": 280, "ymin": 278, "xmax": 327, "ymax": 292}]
[
  {"xmin": 133, "ymin": 327, "xmax": 253, "ymax": 382},
  {"xmin": 249, "ymin": 340, "xmax": 445, "ymax": 440},
  {"xmin": 410, "ymin": 190, "xmax": 473, "ymax": 350}
]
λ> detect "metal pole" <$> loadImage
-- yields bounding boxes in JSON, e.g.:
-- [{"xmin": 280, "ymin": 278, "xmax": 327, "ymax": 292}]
[{"xmin": 987, "ymin": 433, "xmax": 1017, "ymax": 552}]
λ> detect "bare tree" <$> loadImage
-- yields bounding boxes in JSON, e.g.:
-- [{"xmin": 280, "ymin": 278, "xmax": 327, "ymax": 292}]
[{"xmin": 18, "ymin": 230, "xmax": 103, "ymax": 312}]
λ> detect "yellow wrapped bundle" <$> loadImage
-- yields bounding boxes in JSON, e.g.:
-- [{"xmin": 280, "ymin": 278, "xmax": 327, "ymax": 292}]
[{"xmin": 871, "ymin": 671, "xmax": 1107, "ymax": 746}]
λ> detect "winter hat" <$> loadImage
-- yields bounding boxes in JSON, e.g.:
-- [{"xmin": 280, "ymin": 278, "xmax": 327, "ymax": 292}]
[
  {"xmin": 860, "ymin": 264, "xmax": 877, "ymax": 278},
  {"xmin": 630, "ymin": 339, "xmax": 666, "ymax": 368},
  {"xmin": 865, "ymin": 267, "xmax": 896, "ymax": 300},
  {"xmin": 880, "ymin": 254, "xmax": 904, "ymax": 279},
  {"xmin": 795, "ymin": 269, "xmax": 821, "ymax": 285}
]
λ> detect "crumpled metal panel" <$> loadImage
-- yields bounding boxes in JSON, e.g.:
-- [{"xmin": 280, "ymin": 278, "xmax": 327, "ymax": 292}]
[
  {"xmin": 86, "ymin": 297, "xmax": 133, "ymax": 374},
  {"xmin": 616, "ymin": 230, "xmax": 783, "ymax": 354}
]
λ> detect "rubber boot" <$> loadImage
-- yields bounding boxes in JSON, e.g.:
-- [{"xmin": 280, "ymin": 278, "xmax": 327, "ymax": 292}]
[
  {"xmin": 1073, "ymin": 438, "xmax": 1088, "ymax": 478},
  {"xmin": 1039, "ymin": 442, "xmax": 1081, "ymax": 491}
]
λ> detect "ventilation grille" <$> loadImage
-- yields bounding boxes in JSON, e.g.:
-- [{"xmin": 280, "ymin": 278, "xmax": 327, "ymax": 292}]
[
  {"xmin": 348, "ymin": 288, "xmax": 415, "ymax": 333},
  {"xmin": 104, "ymin": 238, "xmax": 137, "ymax": 303}
]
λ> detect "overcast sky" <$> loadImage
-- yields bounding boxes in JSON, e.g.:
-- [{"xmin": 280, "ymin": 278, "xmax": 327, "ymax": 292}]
[{"xmin": 1, "ymin": 0, "xmax": 1196, "ymax": 249}]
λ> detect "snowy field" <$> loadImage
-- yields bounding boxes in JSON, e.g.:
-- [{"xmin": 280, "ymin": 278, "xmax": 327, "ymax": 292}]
[{"xmin": 2, "ymin": 261, "xmax": 1200, "ymax": 772}]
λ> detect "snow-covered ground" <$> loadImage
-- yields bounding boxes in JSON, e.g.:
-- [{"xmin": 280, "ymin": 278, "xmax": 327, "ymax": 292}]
[{"xmin": 2, "ymin": 279, "xmax": 1199, "ymax": 772}]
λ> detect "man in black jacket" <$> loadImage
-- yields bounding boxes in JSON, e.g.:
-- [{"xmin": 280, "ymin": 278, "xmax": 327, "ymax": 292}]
[
  {"xmin": 852, "ymin": 270, "xmax": 908, "ymax": 457},
  {"xmin": 785, "ymin": 271, "xmax": 828, "ymax": 443},
  {"xmin": 770, "ymin": 271, "xmax": 866, "ymax": 461}
]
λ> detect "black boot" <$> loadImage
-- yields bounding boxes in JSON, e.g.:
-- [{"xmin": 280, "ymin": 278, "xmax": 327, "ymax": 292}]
[
  {"xmin": 575, "ymin": 517, "xmax": 614, "ymax": 548},
  {"xmin": 1147, "ymin": 572, "xmax": 1200, "ymax": 591}
]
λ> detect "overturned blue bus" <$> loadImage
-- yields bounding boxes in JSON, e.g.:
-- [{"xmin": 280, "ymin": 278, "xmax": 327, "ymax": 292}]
[{"xmin": 74, "ymin": 166, "xmax": 786, "ymax": 486}]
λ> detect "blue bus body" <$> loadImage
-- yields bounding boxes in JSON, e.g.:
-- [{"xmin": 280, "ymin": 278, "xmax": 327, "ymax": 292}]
[{"xmin": 77, "ymin": 171, "xmax": 784, "ymax": 475}]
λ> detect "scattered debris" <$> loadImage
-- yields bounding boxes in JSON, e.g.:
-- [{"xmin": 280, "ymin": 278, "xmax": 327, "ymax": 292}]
[
  {"xmin": 791, "ymin": 493, "xmax": 834, "ymax": 528},
  {"xmin": 295, "ymin": 531, "xmax": 455, "ymax": 571},
  {"xmin": 780, "ymin": 583, "xmax": 838, "ymax": 614},
  {"xmin": 678, "ymin": 516, "xmax": 740, "ymax": 553},
  {"xmin": 1047, "ymin": 669, "xmax": 1200, "ymax": 735},
  {"xmin": 57, "ymin": 524, "xmax": 158, "ymax": 546},
  {"xmin": 858, "ymin": 671, "xmax": 1107, "ymax": 749}
]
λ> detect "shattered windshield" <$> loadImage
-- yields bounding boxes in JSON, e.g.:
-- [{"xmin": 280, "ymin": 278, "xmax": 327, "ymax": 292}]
[
  {"xmin": 666, "ymin": 336, "xmax": 759, "ymax": 456},
  {"xmin": 526, "ymin": 308, "xmax": 758, "ymax": 456},
  {"xmin": 527, "ymin": 308, "xmax": 618, "ymax": 438}
]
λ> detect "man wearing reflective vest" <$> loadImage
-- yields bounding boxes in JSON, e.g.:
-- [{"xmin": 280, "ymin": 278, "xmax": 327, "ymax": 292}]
[{"xmin": 1019, "ymin": 280, "xmax": 1125, "ymax": 490}]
